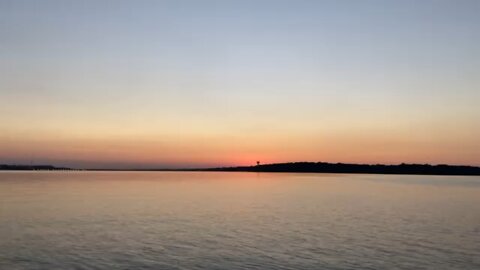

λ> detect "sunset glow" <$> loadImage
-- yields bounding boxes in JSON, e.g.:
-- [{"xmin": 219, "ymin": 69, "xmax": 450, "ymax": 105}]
[{"xmin": 1, "ymin": 0, "xmax": 479, "ymax": 168}]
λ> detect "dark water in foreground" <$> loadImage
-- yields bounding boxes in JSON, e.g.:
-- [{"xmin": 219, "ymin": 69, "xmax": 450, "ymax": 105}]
[{"xmin": 0, "ymin": 172, "xmax": 479, "ymax": 270}]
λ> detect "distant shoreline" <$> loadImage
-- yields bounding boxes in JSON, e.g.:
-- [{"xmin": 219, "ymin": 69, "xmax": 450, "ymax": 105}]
[
  {"xmin": 0, "ymin": 165, "xmax": 72, "ymax": 171},
  {"xmin": 2, "ymin": 162, "xmax": 480, "ymax": 176},
  {"xmin": 199, "ymin": 162, "xmax": 480, "ymax": 176}
]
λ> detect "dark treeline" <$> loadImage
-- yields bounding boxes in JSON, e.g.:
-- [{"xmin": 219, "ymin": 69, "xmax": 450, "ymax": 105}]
[
  {"xmin": 0, "ymin": 164, "xmax": 71, "ymax": 171},
  {"xmin": 203, "ymin": 162, "xmax": 480, "ymax": 176},
  {"xmin": 2, "ymin": 162, "xmax": 480, "ymax": 175}
]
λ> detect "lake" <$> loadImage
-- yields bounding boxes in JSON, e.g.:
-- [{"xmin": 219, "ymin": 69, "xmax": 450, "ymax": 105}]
[{"xmin": 0, "ymin": 171, "xmax": 479, "ymax": 269}]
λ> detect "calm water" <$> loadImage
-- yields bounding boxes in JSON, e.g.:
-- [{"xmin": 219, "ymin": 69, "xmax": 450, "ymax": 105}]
[{"xmin": 0, "ymin": 172, "xmax": 479, "ymax": 270}]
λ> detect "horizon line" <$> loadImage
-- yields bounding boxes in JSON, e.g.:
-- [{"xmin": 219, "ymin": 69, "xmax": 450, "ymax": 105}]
[{"xmin": 2, "ymin": 160, "xmax": 480, "ymax": 171}]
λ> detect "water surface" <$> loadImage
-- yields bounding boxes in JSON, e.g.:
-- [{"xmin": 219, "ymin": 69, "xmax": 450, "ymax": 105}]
[{"xmin": 1, "ymin": 172, "xmax": 479, "ymax": 269}]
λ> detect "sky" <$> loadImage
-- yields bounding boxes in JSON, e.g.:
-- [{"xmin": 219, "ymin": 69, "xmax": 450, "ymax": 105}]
[{"xmin": 1, "ymin": 0, "xmax": 479, "ymax": 168}]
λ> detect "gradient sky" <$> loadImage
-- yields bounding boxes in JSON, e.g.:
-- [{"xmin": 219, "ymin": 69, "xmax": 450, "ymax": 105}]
[{"xmin": 1, "ymin": 0, "xmax": 479, "ymax": 168}]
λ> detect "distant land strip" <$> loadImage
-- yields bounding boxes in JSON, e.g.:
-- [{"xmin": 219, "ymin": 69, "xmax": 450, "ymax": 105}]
[
  {"xmin": 0, "ymin": 164, "xmax": 72, "ymax": 171},
  {"xmin": 200, "ymin": 162, "xmax": 480, "ymax": 176},
  {"xmin": 1, "ymin": 162, "xmax": 480, "ymax": 175}
]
